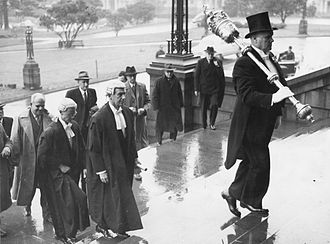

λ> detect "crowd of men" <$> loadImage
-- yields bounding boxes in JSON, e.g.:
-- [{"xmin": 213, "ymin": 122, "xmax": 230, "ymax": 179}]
[{"xmin": 0, "ymin": 10, "xmax": 294, "ymax": 244}]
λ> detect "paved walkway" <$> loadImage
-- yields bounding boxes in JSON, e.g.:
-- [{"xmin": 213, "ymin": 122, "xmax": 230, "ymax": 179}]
[{"xmin": 1, "ymin": 117, "xmax": 329, "ymax": 244}]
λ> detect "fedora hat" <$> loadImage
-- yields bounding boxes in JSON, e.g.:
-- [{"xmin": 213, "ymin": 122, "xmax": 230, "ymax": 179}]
[
  {"xmin": 163, "ymin": 63, "xmax": 175, "ymax": 72},
  {"xmin": 125, "ymin": 66, "xmax": 137, "ymax": 76},
  {"xmin": 245, "ymin": 12, "xmax": 277, "ymax": 38},
  {"xmin": 75, "ymin": 71, "xmax": 91, "ymax": 80},
  {"xmin": 204, "ymin": 46, "xmax": 216, "ymax": 54}
]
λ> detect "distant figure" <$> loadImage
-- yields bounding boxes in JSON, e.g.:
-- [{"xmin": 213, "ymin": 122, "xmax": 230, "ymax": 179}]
[
  {"xmin": 152, "ymin": 63, "xmax": 183, "ymax": 145},
  {"xmin": 155, "ymin": 45, "xmax": 165, "ymax": 58},
  {"xmin": 11, "ymin": 93, "xmax": 52, "ymax": 221},
  {"xmin": 118, "ymin": 71, "xmax": 127, "ymax": 83},
  {"xmin": 0, "ymin": 124, "xmax": 13, "ymax": 238},
  {"xmin": 87, "ymin": 80, "xmax": 143, "ymax": 239},
  {"xmin": 38, "ymin": 98, "xmax": 90, "ymax": 244},
  {"xmin": 25, "ymin": 26, "xmax": 34, "ymax": 60},
  {"xmin": 194, "ymin": 46, "xmax": 226, "ymax": 130},
  {"xmin": 279, "ymin": 46, "xmax": 295, "ymax": 61}
]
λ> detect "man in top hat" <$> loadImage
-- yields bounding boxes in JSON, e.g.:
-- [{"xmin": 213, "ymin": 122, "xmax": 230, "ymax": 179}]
[
  {"xmin": 66, "ymin": 70, "xmax": 97, "ymax": 192},
  {"xmin": 194, "ymin": 46, "xmax": 226, "ymax": 130},
  {"xmin": 123, "ymin": 66, "xmax": 150, "ymax": 181},
  {"xmin": 0, "ymin": 103, "xmax": 14, "ymax": 188},
  {"xmin": 221, "ymin": 12, "xmax": 293, "ymax": 217},
  {"xmin": 87, "ymin": 80, "xmax": 143, "ymax": 238},
  {"xmin": 38, "ymin": 98, "xmax": 90, "ymax": 244},
  {"xmin": 152, "ymin": 63, "xmax": 183, "ymax": 145}
]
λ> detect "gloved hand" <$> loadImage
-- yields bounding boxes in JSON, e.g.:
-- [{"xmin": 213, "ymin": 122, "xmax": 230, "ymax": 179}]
[{"xmin": 272, "ymin": 87, "xmax": 294, "ymax": 104}]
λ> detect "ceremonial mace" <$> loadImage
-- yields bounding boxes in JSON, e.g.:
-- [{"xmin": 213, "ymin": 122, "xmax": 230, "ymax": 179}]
[{"xmin": 206, "ymin": 10, "xmax": 314, "ymax": 123}]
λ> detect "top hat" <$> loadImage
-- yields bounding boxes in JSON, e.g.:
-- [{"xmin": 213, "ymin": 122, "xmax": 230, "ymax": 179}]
[
  {"xmin": 245, "ymin": 12, "xmax": 277, "ymax": 38},
  {"xmin": 0, "ymin": 103, "xmax": 5, "ymax": 109},
  {"xmin": 163, "ymin": 63, "xmax": 175, "ymax": 72},
  {"xmin": 75, "ymin": 71, "xmax": 91, "ymax": 80},
  {"xmin": 204, "ymin": 46, "xmax": 216, "ymax": 54},
  {"xmin": 125, "ymin": 66, "xmax": 137, "ymax": 76}
]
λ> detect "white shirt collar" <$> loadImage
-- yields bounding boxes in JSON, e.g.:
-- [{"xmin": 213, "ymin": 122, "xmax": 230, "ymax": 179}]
[
  {"xmin": 58, "ymin": 117, "xmax": 75, "ymax": 138},
  {"xmin": 79, "ymin": 87, "xmax": 87, "ymax": 96},
  {"xmin": 108, "ymin": 102, "xmax": 127, "ymax": 131},
  {"xmin": 251, "ymin": 45, "xmax": 269, "ymax": 59}
]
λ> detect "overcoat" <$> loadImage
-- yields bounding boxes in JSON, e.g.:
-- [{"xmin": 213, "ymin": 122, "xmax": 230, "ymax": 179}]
[
  {"xmin": 124, "ymin": 81, "xmax": 151, "ymax": 150},
  {"xmin": 152, "ymin": 74, "xmax": 183, "ymax": 133},
  {"xmin": 37, "ymin": 119, "xmax": 89, "ymax": 237},
  {"xmin": 0, "ymin": 124, "xmax": 13, "ymax": 212},
  {"xmin": 2, "ymin": 116, "xmax": 13, "ymax": 137},
  {"xmin": 87, "ymin": 103, "xmax": 142, "ymax": 233},
  {"xmin": 225, "ymin": 48, "xmax": 286, "ymax": 169},
  {"xmin": 194, "ymin": 57, "xmax": 226, "ymax": 106},
  {"xmin": 10, "ymin": 108, "xmax": 52, "ymax": 205}
]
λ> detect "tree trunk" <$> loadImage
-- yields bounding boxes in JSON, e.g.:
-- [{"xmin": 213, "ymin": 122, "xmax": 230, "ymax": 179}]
[{"xmin": 3, "ymin": 0, "xmax": 9, "ymax": 29}]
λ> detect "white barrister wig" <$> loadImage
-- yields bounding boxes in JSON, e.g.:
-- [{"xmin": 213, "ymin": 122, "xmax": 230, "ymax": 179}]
[
  {"xmin": 58, "ymin": 97, "xmax": 77, "ymax": 112},
  {"xmin": 106, "ymin": 79, "xmax": 126, "ymax": 96}
]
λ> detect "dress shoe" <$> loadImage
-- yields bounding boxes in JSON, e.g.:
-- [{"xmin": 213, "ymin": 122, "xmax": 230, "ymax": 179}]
[
  {"xmin": 240, "ymin": 202, "xmax": 269, "ymax": 215},
  {"xmin": 56, "ymin": 236, "xmax": 73, "ymax": 244},
  {"xmin": 96, "ymin": 225, "xmax": 113, "ymax": 238},
  {"xmin": 25, "ymin": 205, "xmax": 31, "ymax": 216},
  {"xmin": 134, "ymin": 173, "xmax": 142, "ymax": 181},
  {"xmin": 117, "ymin": 232, "xmax": 130, "ymax": 239},
  {"xmin": 210, "ymin": 125, "xmax": 216, "ymax": 130},
  {"xmin": 221, "ymin": 191, "xmax": 241, "ymax": 218}
]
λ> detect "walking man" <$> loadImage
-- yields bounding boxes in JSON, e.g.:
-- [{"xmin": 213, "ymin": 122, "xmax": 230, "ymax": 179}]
[
  {"xmin": 194, "ymin": 46, "xmax": 225, "ymax": 130},
  {"xmin": 37, "ymin": 98, "xmax": 90, "ymax": 244},
  {"xmin": 124, "ymin": 66, "xmax": 151, "ymax": 180},
  {"xmin": 152, "ymin": 64, "xmax": 183, "ymax": 145},
  {"xmin": 11, "ymin": 93, "xmax": 52, "ymax": 221},
  {"xmin": 221, "ymin": 12, "xmax": 293, "ymax": 217},
  {"xmin": 87, "ymin": 80, "xmax": 143, "ymax": 239}
]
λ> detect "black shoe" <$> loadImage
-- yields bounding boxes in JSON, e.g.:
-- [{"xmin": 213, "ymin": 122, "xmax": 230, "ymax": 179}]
[
  {"xmin": 56, "ymin": 236, "xmax": 73, "ymax": 244},
  {"xmin": 221, "ymin": 191, "xmax": 241, "ymax": 218},
  {"xmin": 117, "ymin": 232, "xmax": 130, "ymax": 239},
  {"xmin": 240, "ymin": 202, "xmax": 269, "ymax": 215},
  {"xmin": 25, "ymin": 205, "xmax": 31, "ymax": 216},
  {"xmin": 96, "ymin": 225, "xmax": 112, "ymax": 238}
]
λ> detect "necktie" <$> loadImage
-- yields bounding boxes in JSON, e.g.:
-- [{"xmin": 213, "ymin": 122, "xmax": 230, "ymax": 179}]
[
  {"xmin": 116, "ymin": 108, "xmax": 126, "ymax": 137},
  {"xmin": 83, "ymin": 91, "xmax": 87, "ymax": 103},
  {"xmin": 37, "ymin": 115, "xmax": 42, "ymax": 127},
  {"xmin": 64, "ymin": 123, "xmax": 75, "ymax": 146},
  {"xmin": 132, "ymin": 85, "xmax": 136, "ymax": 97}
]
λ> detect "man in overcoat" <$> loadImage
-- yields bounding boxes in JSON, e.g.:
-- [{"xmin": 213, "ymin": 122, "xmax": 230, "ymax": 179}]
[
  {"xmin": 124, "ymin": 66, "xmax": 151, "ymax": 181},
  {"xmin": 11, "ymin": 93, "xmax": 52, "ymax": 220},
  {"xmin": 66, "ymin": 70, "xmax": 97, "ymax": 192},
  {"xmin": 0, "ymin": 124, "xmax": 13, "ymax": 237},
  {"xmin": 37, "ymin": 98, "xmax": 89, "ymax": 244},
  {"xmin": 221, "ymin": 12, "xmax": 293, "ymax": 217},
  {"xmin": 87, "ymin": 80, "xmax": 143, "ymax": 239},
  {"xmin": 194, "ymin": 46, "xmax": 226, "ymax": 130},
  {"xmin": 152, "ymin": 63, "xmax": 183, "ymax": 145}
]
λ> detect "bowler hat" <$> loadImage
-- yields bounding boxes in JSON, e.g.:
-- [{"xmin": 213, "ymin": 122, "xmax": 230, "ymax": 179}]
[
  {"xmin": 125, "ymin": 66, "xmax": 137, "ymax": 76},
  {"xmin": 204, "ymin": 46, "xmax": 216, "ymax": 54},
  {"xmin": 163, "ymin": 63, "xmax": 174, "ymax": 72},
  {"xmin": 245, "ymin": 12, "xmax": 277, "ymax": 38},
  {"xmin": 75, "ymin": 71, "xmax": 91, "ymax": 80}
]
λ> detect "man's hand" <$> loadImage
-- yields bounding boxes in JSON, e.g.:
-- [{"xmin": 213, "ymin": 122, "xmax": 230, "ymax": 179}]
[
  {"xmin": 99, "ymin": 171, "xmax": 109, "ymax": 184},
  {"xmin": 83, "ymin": 169, "xmax": 87, "ymax": 178},
  {"xmin": 194, "ymin": 91, "xmax": 199, "ymax": 96},
  {"xmin": 129, "ymin": 107, "xmax": 137, "ymax": 113},
  {"xmin": 59, "ymin": 164, "xmax": 71, "ymax": 173},
  {"xmin": 1, "ymin": 146, "xmax": 11, "ymax": 158},
  {"xmin": 272, "ymin": 87, "xmax": 294, "ymax": 104},
  {"xmin": 137, "ymin": 108, "xmax": 145, "ymax": 116}
]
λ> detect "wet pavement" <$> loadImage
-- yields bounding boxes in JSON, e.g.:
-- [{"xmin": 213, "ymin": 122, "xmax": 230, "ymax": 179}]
[{"xmin": 1, "ymin": 111, "xmax": 330, "ymax": 243}]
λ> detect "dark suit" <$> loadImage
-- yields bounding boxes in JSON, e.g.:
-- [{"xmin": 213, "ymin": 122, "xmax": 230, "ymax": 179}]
[
  {"xmin": 87, "ymin": 103, "xmax": 142, "ymax": 233},
  {"xmin": 1, "ymin": 116, "xmax": 14, "ymax": 188},
  {"xmin": 38, "ymin": 119, "xmax": 89, "ymax": 239},
  {"xmin": 225, "ymin": 47, "xmax": 286, "ymax": 208},
  {"xmin": 194, "ymin": 57, "xmax": 225, "ymax": 128},
  {"xmin": 65, "ymin": 88, "xmax": 97, "ymax": 141}
]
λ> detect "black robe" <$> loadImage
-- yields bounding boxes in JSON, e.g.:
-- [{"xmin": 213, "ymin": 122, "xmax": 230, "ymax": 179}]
[
  {"xmin": 37, "ymin": 120, "xmax": 89, "ymax": 238},
  {"xmin": 87, "ymin": 103, "xmax": 142, "ymax": 234}
]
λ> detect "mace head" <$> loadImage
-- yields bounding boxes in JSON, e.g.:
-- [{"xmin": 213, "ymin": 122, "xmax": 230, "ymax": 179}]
[{"xmin": 206, "ymin": 10, "xmax": 240, "ymax": 43}]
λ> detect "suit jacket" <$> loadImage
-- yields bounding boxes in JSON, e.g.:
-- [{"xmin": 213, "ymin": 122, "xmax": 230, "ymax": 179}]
[
  {"xmin": 65, "ymin": 88, "xmax": 97, "ymax": 129},
  {"xmin": 124, "ymin": 81, "xmax": 150, "ymax": 115},
  {"xmin": 10, "ymin": 108, "xmax": 53, "ymax": 205},
  {"xmin": 225, "ymin": 47, "xmax": 287, "ymax": 169},
  {"xmin": 1, "ymin": 117, "xmax": 13, "ymax": 137},
  {"xmin": 194, "ymin": 57, "xmax": 226, "ymax": 105},
  {"xmin": 37, "ymin": 119, "xmax": 85, "ymax": 184},
  {"xmin": 87, "ymin": 103, "xmax": 142, "ymax": 233}
]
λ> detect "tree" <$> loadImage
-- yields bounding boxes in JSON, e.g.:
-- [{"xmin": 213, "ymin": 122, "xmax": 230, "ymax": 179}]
[
  {"xmin": 126, "ymin": 1, "xmax": 155, "ymax": 24},
  {"xmin": 223, "ymin": 0, "xmax": 264, "ymax": 17},
  {"xmin": 0, "ymin": 0, "xmax": 9, "ymax": 29},
  {"xmin": 263, "ymin": 0, "xmax": 305, "ymax": 23},
  {"xmin": 106, "ymin": 8, "xmax": 127, "ymax": 37},
  {"xmin": 39, "ymin": 0, "xmax": 99, "ymax": 48}
]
